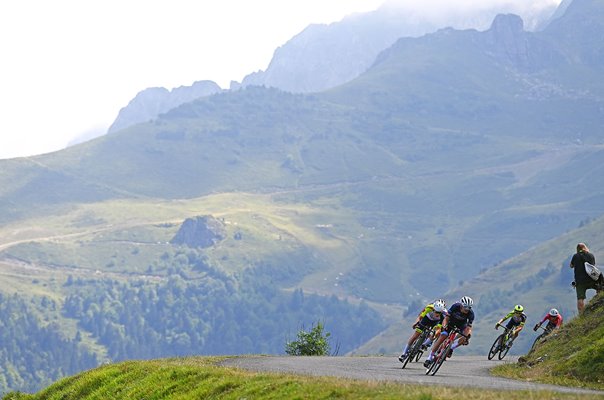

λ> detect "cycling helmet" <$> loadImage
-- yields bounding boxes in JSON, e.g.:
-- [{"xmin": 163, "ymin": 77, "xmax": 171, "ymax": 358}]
[
  {"xmin": 433, "ymin": 300, "xmax": 446, "ymax": 313},
  {"xmin": 433, "ymin": 298, "xmax": 447, "ymax": 307},
  {"xmin": 459, "ymin": 296, "xmax": 473, "ymax": 308},
  {"xmin": 549, "ymin": 308, "xmax": 559, "ymax": 317},
  {"xmin": 514, "ymin": 304, "xmax": 524, "ymax": 313}
]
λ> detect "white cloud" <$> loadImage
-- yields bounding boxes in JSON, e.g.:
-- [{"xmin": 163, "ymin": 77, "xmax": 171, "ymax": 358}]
[{"xmin": 0, "ymin": 1, "xmax": 383, "ymax": 159}]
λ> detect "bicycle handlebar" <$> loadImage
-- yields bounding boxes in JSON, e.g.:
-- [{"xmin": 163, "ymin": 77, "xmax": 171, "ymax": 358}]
[
  {"xmin": 445, "ymin": 325, "xmax": 470, "ymax": 339},
  {"xmin": 496, "ymin": 323, "xmax": 514, "ymax": 331}
]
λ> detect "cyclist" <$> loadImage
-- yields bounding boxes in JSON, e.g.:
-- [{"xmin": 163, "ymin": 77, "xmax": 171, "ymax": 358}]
[
  {"xmin": 420, "ymin": 298, "xmax": 447, "ymax": 350},
  {"xmin": 495, "ymin": 304, "xmax": 526, "ymax": 340},
  {"xmin": 423, "ymin": 296, "xmax": 474, "ymax": 368},
  {"xmin": 534, "ymin": 308, "xmax": 563, "ymax": 333},
  {"xmin": 399, "ymin": 299, "xmax": 447, "ymax": 362},
  {"xmin": 412, "ymin": 298, "xmax": 447, "ymax": 349}
]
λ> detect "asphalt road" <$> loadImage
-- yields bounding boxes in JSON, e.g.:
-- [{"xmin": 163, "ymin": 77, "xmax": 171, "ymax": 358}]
[{"xmin": 221, "ymin": 355, "xmax": 604, "ymax": 395}]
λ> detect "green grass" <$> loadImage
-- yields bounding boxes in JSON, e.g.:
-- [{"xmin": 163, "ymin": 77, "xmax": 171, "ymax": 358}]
[
  {"xmin": 492, "ymin": 292, "xmax": 604, "ymax": 391},
  {"xmin": 4, "ymin": 356, "xmax": 601, "ymax": 400}
]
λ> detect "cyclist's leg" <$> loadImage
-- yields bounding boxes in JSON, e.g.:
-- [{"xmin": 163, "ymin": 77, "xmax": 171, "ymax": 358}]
[
  {"xmin": 450, "ymin": 324, "xmax": 468, "ymax": 350},
  {"xmin": 423, "ymin": 323, "xmax": 440, "ymax": 348},
  {"xmin": 409, "ymin": 316, "xmax": 434, "ymax": 353},
  {"xmin": 545, "ymin": 322, "xmax": 556, "ymax": 334},
  {"xmin": 506, "ymin": 320, "xmax": 520, "ymax": 339},
  {"xmin": 400, "ymin": 328, "xmax": 421, "ymax": 360},
  {"xmin": 424, "ymin": 329, "xmax": 447, "ymax": 366},
  {"xmin": 405, "ymin": 329, "xmax": 421, "ymax": 350}
]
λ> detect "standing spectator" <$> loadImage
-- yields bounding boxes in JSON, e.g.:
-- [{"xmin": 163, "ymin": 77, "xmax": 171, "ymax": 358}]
[{"xmin": 570, "ymin": 242, "xmax": 600, "ymax": 314}]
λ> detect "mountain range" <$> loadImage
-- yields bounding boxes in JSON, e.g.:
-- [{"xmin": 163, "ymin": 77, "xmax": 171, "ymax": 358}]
[
  {"xmin": 0, "ymin": 0, "xmax": 603, "ymax": 392},
  {"xmin": 110, "ymin": 0, "xmax": 563, "ymax": 134}
]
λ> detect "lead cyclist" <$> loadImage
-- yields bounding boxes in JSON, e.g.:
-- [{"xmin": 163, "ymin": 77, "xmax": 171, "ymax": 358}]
[{"xmin": 423, "ymin": 296, "xmax": 474, "ymax": 368}]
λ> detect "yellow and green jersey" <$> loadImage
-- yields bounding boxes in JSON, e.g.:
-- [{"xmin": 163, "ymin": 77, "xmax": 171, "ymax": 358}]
[{"xmin": 501, "ymin": 311, "xmax": 527, "ymax": 326}]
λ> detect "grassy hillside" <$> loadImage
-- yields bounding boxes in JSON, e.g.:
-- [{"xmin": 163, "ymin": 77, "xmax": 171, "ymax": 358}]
[
  {"xmin": 3, "ymin": 356, "xmax": 601, "ymax": 400},
  {"xmin": 494, "ymin": 292, "xmax": 604, "ymax": 390}
]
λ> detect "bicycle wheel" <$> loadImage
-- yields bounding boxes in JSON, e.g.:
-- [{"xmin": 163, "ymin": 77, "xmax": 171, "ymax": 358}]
[
  {"xmin": 414, "ymin": 330, "xmax": 430, "ymax": 362},
  {"xmin": 424, "ymin": 352, "xmax": 438, "ymax": 375},
  {"xmin": 488, "ymin": 334, "xmax": 504, "ymax": 360},
  {"xmin": 401, "ymin": 343, "xmax": 415, "ymax": 369},
  {"xmin": 429, "ymin": 342, "xmax": 450, "ymax": 376},
  {"xmin": 498, "ymin": 336, "xmax": 513, "ymax": 360},
  {"xmin": 401, "ymin": 335, "xmax": 422, "ymax": 369},
  {"xmin": 401, "ymin": 352, "xmax": 412, "ymax": 369},
  {"xmin": 530, "ymin": 333, "xmax": 544, "ymax": 353}
]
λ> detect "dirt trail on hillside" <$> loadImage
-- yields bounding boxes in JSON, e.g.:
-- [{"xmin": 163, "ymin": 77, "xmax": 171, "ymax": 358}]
[{"xmin": 221, "ymin": 355, "xmax": 603, "ymax": 395}]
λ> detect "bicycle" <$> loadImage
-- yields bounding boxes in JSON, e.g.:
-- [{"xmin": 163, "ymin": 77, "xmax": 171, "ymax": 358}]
[
  {"xmin": 530, "ymin": 324, "xmax": 554, "ymax": 353},
  {"xmin": 488, "ymin": 323, "xmax": 517, "ymax": 360},
  {"xmin": 400, "ymin": 325, "xmax": 433, "ymax": 369},
  {"xmin": 425, "ymin": 326, "xmax": 468, "ymax": 376},
  {"xmin": 414, "ymin": 326, "xmax": 438, "ymax": 363}
]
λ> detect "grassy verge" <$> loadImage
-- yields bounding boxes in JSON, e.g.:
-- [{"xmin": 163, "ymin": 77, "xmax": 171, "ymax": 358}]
[{"xmin": 3, "ymin": 356, "xmax": 601, "ymax": 400}]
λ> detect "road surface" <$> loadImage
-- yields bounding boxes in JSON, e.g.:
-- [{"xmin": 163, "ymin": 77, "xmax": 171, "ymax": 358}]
[{"xmin": 221, "ymin": 355, "xmax": 603, "ymax": 395}]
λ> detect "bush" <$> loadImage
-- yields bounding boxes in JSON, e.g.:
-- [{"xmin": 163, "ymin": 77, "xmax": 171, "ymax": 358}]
[{"xmin": 285, "ymin": 321, "xmax": 331, "ymax": 356}]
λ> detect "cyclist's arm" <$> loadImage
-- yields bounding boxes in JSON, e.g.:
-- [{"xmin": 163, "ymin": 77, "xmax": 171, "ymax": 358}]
[
  {"xmin": 414, "ymin": 304, "xmax": 433, "ymax": 325},
  {"xmin": 419, "ymin": 304, "xmax": 434, "ymax": 318},
  {"xmin": 497, "ymin": 311, "xmax": 514, "ymax": 325},
  {"xmin": 441, "ymin": 314, "xmax": 450, "ymax": 330}
]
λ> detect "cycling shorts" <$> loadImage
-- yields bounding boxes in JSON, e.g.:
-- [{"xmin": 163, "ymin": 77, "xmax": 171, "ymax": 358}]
[{"xmin": 416, "ymin": 315, "xmax": 442, "ymax": 332}]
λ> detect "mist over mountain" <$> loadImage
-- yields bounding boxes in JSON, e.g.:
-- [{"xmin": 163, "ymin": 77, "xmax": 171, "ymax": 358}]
[
  {"xmin": 240, "ymin": 1, "xmax": 561, "ymax": 93},
  {"xmin": 110, "ymin": 1, "xmax": 561, "ymax": 134},
  {"xmin": 0, "ymin": 0, "xmax": 602, "ymax": 392}
]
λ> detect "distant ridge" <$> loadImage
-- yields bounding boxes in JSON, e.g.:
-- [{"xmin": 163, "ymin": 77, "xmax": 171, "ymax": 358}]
[{"xmin": 108, "ymin": 80, "xmax": 222, "ymax": 133}]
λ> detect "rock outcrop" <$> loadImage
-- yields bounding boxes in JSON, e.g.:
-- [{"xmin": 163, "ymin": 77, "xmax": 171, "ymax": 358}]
[{"xmin": 170, "ymin": 215, "xmax": 226, "ymax": 248}]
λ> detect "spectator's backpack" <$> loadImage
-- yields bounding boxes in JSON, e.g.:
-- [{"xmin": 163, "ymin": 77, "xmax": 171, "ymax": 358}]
[{"xmin": 584, "ymin": 262, "xmax": 603, "ymax": 281}]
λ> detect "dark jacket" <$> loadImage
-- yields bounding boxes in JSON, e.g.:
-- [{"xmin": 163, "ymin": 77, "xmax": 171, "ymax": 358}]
[{"xmin": 571, "ymin": 251, "xmax": 596, "ymax": 284}]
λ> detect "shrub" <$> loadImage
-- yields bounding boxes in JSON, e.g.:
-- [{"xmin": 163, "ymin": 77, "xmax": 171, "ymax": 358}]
[{"xmin": 285, "ymin": 321, "xmax": 331, "ymax": 356}]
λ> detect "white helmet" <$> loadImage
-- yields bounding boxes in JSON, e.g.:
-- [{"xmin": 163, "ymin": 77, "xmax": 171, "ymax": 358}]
[
  {"xmin": 433, "ymin": 298, "xmax": 447, "ymax": 307},
  {"xmin": 549, "ymin": 308, "xmax": 559, "ymax": 317},
  {"xmin": 459, "ymin": 296, "xmax": 473, "ymax": 308},
  {"xmin": 433, "ymin": 300, "xmax": 446, "ymax": 313}
]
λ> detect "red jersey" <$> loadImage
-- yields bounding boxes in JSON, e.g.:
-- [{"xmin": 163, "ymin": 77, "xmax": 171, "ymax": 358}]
[{"xmin": 540, "ymin": 314, "xmax": 563, "ymax": 328}]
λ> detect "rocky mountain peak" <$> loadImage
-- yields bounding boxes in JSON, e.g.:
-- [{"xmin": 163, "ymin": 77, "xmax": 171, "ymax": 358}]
[
  {"xmin": 108, "ymin": 80, "xmax": 222, "ymax": 134},
  {"xmin": 484, "ymin": 13, "xmax": 533, "ymax": 70},
  {"xmin": 490, "ymin": 13, "xmax": 524, "ymax": 35}
]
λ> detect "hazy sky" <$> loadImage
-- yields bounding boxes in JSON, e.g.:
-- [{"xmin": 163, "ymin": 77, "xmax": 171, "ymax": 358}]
[{"xmin": 0, "ymin": 0, "xmax": 561, "ymax": 160}]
